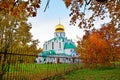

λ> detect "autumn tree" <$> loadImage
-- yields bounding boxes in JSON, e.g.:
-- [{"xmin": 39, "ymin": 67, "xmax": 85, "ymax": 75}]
[
  {"xmin": 63, "ymin": 0, "xmax": 120, "ymax": 29},
  {"xmin": 98, "ymin": 24, "xmax": 120, "ymax": 63},
  {"xmin": 0, "ymin": 1, "xmax": 41, "ymax": 79},
  {"xmin": 0, "ymin": 15, "xmax": 42, "ymax": 62},
  {"xmin": 0, "ymin": 0, "xmax": 41, "ymax": 59},
  {"xmin": 77, "ymin": 24, "xmax": 120, "ymax": 68}
]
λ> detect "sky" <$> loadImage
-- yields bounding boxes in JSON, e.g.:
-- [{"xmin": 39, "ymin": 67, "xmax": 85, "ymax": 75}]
[{"xmin": 28, "ymin": 0, "xmax": 110, "ymax": 48}]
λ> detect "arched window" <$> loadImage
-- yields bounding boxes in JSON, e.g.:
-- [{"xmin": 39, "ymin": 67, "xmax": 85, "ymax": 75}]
[
  {"xmin": 60, "ymin": 33, "xmax": 61, "ymax": 36},
  {"xmin": 52, "ymin": 42, "xmax": 54, "ymax": 49},
  {"xmin": 46, "ymin": 45, "xmax": 47, "ymax": 50},
  {"xmin": 59, "ymin": 42, "xmax": 61, "ymax": 49}
]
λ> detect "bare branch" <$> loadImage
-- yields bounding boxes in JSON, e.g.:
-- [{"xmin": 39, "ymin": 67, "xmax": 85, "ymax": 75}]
[
  {"xmin": 85, "ymin": 0, "xmax": 92, "ymax": 5},
  {"xmin": 84, "ymin": 0, "xmax": 91, "ymax": 12},
  {"xmin": 44, "ymin": 0, "xmax": 50, "ymax": 12}
]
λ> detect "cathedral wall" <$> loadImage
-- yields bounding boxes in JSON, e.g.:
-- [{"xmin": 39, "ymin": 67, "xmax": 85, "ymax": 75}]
[
  {"xmin": 54, "ymin": 40, "xmax": 58, "ymax": 52},
  {"xmin": 55, "ymin": 39, "xmax": 64, "ymax": 54},
  {"xmin": 43, "ymin": 43, "xmax": 47, "ymax": 51},
  {"xmin": 43, "ymin": 39, "xmax": 64, "ymax": 54},
  {"xmin": 65, "ymin": 49, "xmax": 74, "ymax": 55}
]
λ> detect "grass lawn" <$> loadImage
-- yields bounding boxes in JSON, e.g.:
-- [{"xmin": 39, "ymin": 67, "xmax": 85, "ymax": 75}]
[
  {"xmin": 52, "ymin": 65, "xmax": 120, "ymax": 80},
  {"xmin": 2, "ymin": 63, "xmax": 81, "ymax": 80},
  {"xmin": 2, "ymin": 63, "xmax": 120, "ymax": 80},
  {"xmin": 64, "ymin": 68, "xmax": 120, "ymax": 80}
]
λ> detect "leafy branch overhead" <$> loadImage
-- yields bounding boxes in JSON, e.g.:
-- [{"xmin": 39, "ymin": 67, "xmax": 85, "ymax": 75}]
[
  {"xmin": 63, "ymin": 0, "xmax": 120, "ymax": 28},
  {"xmin": 0, "ymin": 0, "xmax": 41, "ymax": 19}
]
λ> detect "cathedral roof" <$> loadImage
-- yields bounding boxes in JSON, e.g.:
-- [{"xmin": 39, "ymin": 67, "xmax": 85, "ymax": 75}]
[
  {"xmin": 39, "ymin": 50, "xmax": 56, "ymax": 57},
  {"xmin": 64, "ymin": 43, "xmax": 76, "ymax": 49},
  {"xmin": 55, "ymin": 24, "xmax": 64, "ymax": 32},
  {"xmin": 48, "ymin": 37, "xmax": 66, "ymax": 42}
]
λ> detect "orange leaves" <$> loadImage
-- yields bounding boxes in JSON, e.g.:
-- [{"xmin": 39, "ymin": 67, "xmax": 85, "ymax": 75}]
[
  {"xmin": 35, "ymin": 4, "xmax": 40, "ymax": 8},
  {"xmin": 63, "ymin": 0, "xmax": 120, "ymax": 29},
  {"xmin": 64, "ymin": 0, "xmax": 72, "ymax": 8},
  {"xmin": 12, "ymin": 11, "xmax": 18, "ymax": 17},
  {"xmin": 2, "ymin": 2, "xmax": 9, "ymax": 8},
  {"xmin": 0, "ymin": 0, "xmax": 40, "ymax": 18},
  {"xmin": 32, "ymin": 12, "xmax": 36, "ymax": 17},
  {"xmin": 77, "ymin": 24, "xmax": 120, "ymax": 68},
  {"xmin": 89, "ymin": 32, "xmax": 108, "ymax": 49},
  {"xmin": 78, "ymin": 0, "xmax": 83, "ymax": 3}
]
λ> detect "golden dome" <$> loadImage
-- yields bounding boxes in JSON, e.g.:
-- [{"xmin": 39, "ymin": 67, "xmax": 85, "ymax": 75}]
[{"xmin": 55, "ymin": 24, "xmax": 64, "ymax": 32}]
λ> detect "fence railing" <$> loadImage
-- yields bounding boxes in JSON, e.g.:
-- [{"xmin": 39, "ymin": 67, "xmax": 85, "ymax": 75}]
[{"xmin": 0, "ymin": 52, "xmax": 81, "ymax": 80}]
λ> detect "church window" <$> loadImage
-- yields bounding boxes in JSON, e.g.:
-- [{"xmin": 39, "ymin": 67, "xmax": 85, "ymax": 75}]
[
  {"xmin": 52, "ymin": 42, "xmax": 54, "ymax": 49},
  {"xmin": 59, "ymin": 42, "xmax": 61, "ymax": 49},
  {"xmin": 46, "ymin": 45, "xmax": 47, "ymax": 50},
  {"xmin": 56, "ymin": 34, "xmax": 58, "ymax": 37},
  {"xmin": 60, "ymin": 33, "xmax": 61, "ymax": 36}
]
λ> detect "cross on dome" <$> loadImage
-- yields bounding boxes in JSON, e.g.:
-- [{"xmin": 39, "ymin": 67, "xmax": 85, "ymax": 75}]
[{"xmin": 55, "ymin": 19, "xmax": 64, "ymax": 32}]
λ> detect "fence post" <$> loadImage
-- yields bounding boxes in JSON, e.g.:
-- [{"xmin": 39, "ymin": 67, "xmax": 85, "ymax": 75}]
[{"xmin": 1, "ymin": 49, "xmax": 7, "ymax": 80}]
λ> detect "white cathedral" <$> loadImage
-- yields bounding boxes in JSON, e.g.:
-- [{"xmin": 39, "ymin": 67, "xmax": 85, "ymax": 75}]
[{"xmin": 36, "ymin": 23, "xmax": 79, "ymax": 63}]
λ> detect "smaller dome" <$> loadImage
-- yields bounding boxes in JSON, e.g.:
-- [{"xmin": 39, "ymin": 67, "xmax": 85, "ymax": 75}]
[{"xmin": 55, "ymin": 24, "xmax": 64, "ymax": 32}]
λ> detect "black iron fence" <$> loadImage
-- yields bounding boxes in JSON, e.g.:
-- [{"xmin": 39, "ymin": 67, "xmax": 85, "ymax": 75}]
[{"xmin": 0, "ymin": 52, "xmax": 81, "ymax": 80}]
